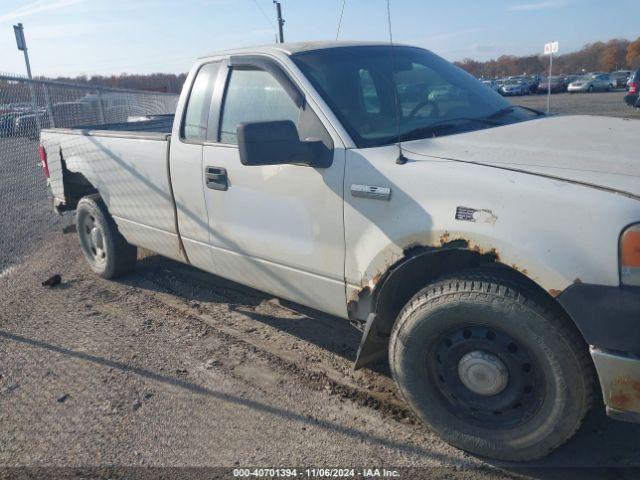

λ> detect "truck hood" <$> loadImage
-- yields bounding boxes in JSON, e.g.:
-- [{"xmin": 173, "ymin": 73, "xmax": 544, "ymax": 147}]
[{"xmin": 402, "ymin": 115, "xmax": 640, "ymax": 199}]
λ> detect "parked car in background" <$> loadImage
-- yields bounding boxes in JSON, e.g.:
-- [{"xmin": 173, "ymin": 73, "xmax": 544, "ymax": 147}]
[
  {"xmin": 537, "ymin": 76, "xmax": 566, "ymax": 94},
  {"xmin": 0, "ymin": 113, "xmax": 17, "ymax": 137},
  {"xmin": 14, "ymin": 110, "xmax": 48, "ymax": 139},
  {"xmin": 612, "ymin": 70, "xmax": 633, "ymax": 89},
  {"xmin": 427, "ymin": 84, "xmax": 466, "ymax": 101},
  {"xmin": 525, "ymin": 75, "xmax": 541, "ymax": 93},
  {"xmin": 567, "ymin": 74, "xmax": 615, "ymax": 93},
  {"xmin": 500, "ymin": 78, "xmax": 530, "ymax": 96},
  {"xmin": 563, "ymin": 75, "xmax": 579, "ymax": 87},
  {"xmin": 481, "ymin": 79, "xmax": 500, "ymax": 92},
  {"xmin": 624, "ymin": 68, "xmax": 639, "ymax": 107}
]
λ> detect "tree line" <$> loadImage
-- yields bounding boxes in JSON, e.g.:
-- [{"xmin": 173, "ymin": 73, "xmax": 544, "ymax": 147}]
[
  {"xmin": 455, "ymin": 37, "xmax": 640, "ymax": 78},
  {"xmin": 37, "ymin": 36, "xmax": 640, "ymax": 91},
  {"xmin": 40, "ymin": 73, "xmax": 188, "ymax": 94}
]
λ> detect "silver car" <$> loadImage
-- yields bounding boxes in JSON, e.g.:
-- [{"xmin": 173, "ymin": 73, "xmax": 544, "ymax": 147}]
[
  {"xmin": 481, "ymin": 79, "xmax": 500, "ymax": 92},
  {"xmin": 567, "ymin": 74, "xmax": 615, "ymax": 93}
]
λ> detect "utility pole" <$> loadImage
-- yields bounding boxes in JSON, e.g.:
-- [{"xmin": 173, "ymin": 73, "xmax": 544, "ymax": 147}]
[{"xmin": 273, "ymin": 1, "xmax": 284, "ymax": 43}]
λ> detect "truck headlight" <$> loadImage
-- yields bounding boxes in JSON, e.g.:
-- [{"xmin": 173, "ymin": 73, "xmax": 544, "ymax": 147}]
[{"xmin": 621, "ymin": 224, "xmax": 640, "ymax": 286}]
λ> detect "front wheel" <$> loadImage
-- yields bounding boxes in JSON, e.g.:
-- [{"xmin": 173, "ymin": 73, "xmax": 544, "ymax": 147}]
[
  {"xmin": 388, "ymin": 271, "xmax": 594, "ymax": 461},
  {"xmin": 76, "ymin": 194, "xmax": 137, "ymax": 279}
]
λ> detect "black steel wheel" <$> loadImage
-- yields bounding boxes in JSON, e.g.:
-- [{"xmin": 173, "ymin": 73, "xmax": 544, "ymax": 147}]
[
  {"xmin": 389, "ymin": 270, "xmax": 594, "ymax": 461},
  {"xmin": 432, "ymin": 325, "xmax": 543, "ymax": 429}
]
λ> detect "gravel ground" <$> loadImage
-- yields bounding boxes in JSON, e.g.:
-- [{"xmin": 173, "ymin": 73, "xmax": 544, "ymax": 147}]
[
  {"xmin": 0, "ymin": 137, "xmax": 58, "ymax": 272},
  {"xmin": 511, "ymin": 89, "xmax": 640, "ymax": 118},
  {"xmin": 1, "ymin": 92, "xmax": 640, "ymax": 479}
]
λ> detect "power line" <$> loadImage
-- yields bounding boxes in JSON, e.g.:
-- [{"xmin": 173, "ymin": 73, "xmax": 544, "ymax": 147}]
[
  {"xmin": 251, "ymin": 0, "xmax": 277, "ymax": 30},
  {"xmin": 335, "ymin": 0, "xmax": 346, "ymax": 40}
]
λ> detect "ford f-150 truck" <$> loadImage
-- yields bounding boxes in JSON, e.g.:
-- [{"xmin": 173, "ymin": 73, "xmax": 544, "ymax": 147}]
[{"xmin": 39, "ymin": 41, "xmax": 640, "ymax": 461}]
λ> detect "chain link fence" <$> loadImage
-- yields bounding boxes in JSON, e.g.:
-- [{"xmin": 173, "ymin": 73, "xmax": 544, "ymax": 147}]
[{"xmin": 0, "ymin": 73, "xmax": 179, "ymax": 273}]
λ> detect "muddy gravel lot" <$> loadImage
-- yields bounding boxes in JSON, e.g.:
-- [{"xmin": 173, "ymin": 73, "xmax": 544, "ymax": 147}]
[
  {"xmin": 512, "ymin": 89, "xmax": 640, "ymax": 118},
  {"xmin": 1, "ymin": 91, "xmax": 639, "ymax": 479}
]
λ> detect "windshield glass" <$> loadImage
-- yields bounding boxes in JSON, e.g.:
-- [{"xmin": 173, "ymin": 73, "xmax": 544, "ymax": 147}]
[{"xmin": 292, "ymin": 46, "xmax": 522, "ymax": 147}]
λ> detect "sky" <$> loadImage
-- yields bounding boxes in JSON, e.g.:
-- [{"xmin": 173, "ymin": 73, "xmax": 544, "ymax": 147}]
[{"xmin": 0, "ymin": 0, "xmax": 638, "ymax": 78}]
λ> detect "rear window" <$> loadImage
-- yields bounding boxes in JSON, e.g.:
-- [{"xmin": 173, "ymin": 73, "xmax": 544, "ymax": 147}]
[{"xmin": 182, "ymin": 62, "xmax": 220, "ymax": 141}]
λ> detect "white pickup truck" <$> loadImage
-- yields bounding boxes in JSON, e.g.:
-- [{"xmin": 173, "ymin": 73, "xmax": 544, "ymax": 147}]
[{"xmin": 39, "ymin": 41, "xmax": 640, "ymax": 461}]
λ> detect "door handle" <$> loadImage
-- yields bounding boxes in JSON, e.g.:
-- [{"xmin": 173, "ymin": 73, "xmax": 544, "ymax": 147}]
[{"xmin": 205, "ymin": 166, "xmax": 228, "ymax": 191}]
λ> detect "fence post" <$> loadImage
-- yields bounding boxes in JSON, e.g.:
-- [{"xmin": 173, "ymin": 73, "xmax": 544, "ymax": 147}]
[
  {"xmin": 43, "ymin": 84, "xmax": 54, "ymax": 128},
  {"xmin": 96, "ymin": 89, "xmax": 105, "ymax": 124},
  {"xmin": 26, "ymin": 79, "xmax": 42, "ymax": 132}
]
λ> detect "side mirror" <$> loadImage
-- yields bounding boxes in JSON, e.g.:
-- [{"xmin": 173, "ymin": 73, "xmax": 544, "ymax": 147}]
[{"xmin": 237, "ymin": 120, "xmax": 329, "ymax": 168}]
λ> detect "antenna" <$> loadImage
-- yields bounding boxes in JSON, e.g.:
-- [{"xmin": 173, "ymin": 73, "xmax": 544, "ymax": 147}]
[
  {"xmin": 386, "ymin": 0, "xmax": 407, "ymax": 165},
  {"xmin": 336, "ymin": 0, "xmax": 346, "ymax": 40}
]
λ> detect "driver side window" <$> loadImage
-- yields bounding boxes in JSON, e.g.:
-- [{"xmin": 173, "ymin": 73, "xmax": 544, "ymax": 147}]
[{"xmin": 219, "ymin": 68, "xmax": 300, "ymax": 145}]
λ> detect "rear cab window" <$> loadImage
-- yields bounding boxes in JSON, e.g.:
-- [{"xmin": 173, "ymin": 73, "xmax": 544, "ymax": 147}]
[{"xmin": 181, "ymin": 62, "xmax": 221, "ymax": 141}]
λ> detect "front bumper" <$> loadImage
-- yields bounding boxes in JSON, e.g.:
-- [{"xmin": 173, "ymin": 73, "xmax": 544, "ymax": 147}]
[
  {"xmin": 558, "ymin": 284, "xmax": 640, "ymax": 423},
  {"xmin": 567, "ymin": 85, "xmax": 588, "ymax": 92},
  {"xmin": 591, "ymin": 348, "xmax": 640, "ymax": 423}
]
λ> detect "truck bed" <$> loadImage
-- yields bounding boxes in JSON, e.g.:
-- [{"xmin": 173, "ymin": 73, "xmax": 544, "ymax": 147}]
[
  {"xmin": 40, "ymin": 122, "xmax": 183, "ymax": 263},
  {"xmin": 43, "ymin": 114, "xmax": 174, "ymax": 140}
]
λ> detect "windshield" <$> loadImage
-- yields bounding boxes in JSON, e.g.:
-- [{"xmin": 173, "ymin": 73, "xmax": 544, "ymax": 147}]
[
  {"xmin": 292, "ymin": 46, "xmax": 525, "ymax": 147},
  {"xmin": 505, "ymin": 79, "xmax": 523, "ymax": 85}
]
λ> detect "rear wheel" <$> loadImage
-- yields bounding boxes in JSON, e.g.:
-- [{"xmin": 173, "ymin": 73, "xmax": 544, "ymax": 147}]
[
  {"xmin": 76, "ymin": 194, "xmax": 137, "ymax": 279},
  {"xmin": 388, "ymin": 271, "xmax": 594, "ymax": 461}
]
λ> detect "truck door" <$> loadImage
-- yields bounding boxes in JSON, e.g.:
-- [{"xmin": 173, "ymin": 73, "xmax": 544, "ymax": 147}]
[
  {"xmin": 201, "ymin": 57, "xmax": 347, "ymax": 318},
  {"xmin": 170, "ymin": 60, "xmax": 223, "ymax": 272}
]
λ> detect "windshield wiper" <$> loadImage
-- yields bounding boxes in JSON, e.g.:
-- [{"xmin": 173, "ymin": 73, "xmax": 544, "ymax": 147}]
[
  {"xmin": 488, "ymin": 105, "xmax": 545, "ymax": 119},
  {"xmin": 398, "ymin": 116, "xmax": 500, "ymax": 142}
]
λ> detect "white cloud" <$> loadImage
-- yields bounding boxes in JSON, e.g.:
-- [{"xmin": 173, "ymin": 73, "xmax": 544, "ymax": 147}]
[
  {"xmin": 27, "ymin": 23, "xmax": 99, "ymax": 40},
  {"xmin": 0, "ymin": 0, "xmax": 85, "ymax": 23},
  {"xmin": 471, "ymin": 43, "xmax": 497, "ymax": 53},
  {"xmin": 508, "ymin": 1, "xmax": 566, "ymax": 11},
  {"xmin": 426, "ymin": 28, "xmax": 482, "ymax": 42}
]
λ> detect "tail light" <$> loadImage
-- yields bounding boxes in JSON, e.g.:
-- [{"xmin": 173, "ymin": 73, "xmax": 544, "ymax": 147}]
[
  {"xmin": 629, "ymin": 82, "xmax": 638, "ymax": 94},
  {"xmin": 621, "ymin": 224, "xmax": 640, "ymax": 286},
  {"xmin": 38, "ymin": 144, "xmax": 49, "ymax": 178}
]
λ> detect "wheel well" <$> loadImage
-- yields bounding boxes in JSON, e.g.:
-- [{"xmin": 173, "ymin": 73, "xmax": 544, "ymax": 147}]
[
  {"xmin": 61, "ymin": 155, "xmax": 98, "ymax": 209},
  {"xmin": 371, "ymin": 247, "xmax": 567, "ymax": 337}
]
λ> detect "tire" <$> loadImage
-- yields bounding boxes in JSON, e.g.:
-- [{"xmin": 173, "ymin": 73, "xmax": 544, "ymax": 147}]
[
  {"xmin": 607, "ymin": 84, "xmax": 613, "ymax": 92},
  {"xmin": 588, "ymin": 85, "xmax": 594, "ymax": 93},
  {"xmin": 388, "ymin": 271, "xmax": 594, "ymax": 461},
  {"xmin": 76, "ymin": 194, "xmax": 137, "ymax": 279}
]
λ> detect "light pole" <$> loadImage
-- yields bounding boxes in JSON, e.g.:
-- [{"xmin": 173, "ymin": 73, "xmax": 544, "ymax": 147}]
[
  {"xmin": 13, "ymin": 23, "xmax": 45, "ymax": 129},
  {"xmin": 13, "ymin": 23, "xmax": 33, "ymax": 79}
]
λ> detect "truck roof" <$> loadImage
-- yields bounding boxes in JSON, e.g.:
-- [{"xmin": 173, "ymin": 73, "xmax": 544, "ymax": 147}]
[{"xmin": 199, "ymin": 40, "xmax": 406, "ymax": 59}]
